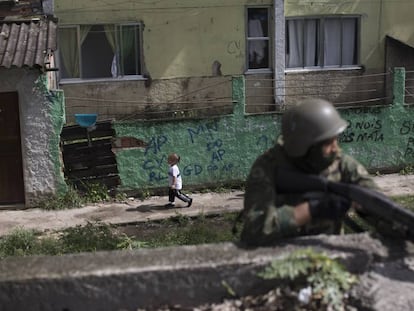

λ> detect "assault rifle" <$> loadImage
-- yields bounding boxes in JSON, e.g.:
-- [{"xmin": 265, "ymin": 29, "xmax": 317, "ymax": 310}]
[{"xmin": 275, "ymin": 168, "xmax": 414, "ymax": 241}]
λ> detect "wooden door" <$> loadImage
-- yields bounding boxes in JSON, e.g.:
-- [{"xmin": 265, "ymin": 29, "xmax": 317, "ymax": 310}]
[{"xmin": 0, "ymin": 92, "xmax": 24, "ymax": 204}]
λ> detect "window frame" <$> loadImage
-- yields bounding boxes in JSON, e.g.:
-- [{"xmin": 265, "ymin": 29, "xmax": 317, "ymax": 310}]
[
  {"xmin": 58, "ymin": 22, "xmax": 144, "ymax": 83},
  {"xmin": 245, "ymin": 6, "xmax": 273, "ymax": 74},
  {"xmin": 285, "ymin": 15, "xmax": 361, "ymax": 71}
]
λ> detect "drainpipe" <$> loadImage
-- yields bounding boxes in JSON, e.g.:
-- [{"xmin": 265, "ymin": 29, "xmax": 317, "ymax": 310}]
[{"xmin": 274, "ymin": 0, "xmax": 285, "ymax": 105}]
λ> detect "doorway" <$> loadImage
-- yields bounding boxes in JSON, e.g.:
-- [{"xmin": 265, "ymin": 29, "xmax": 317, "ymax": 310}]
[{"xmin": 0, "ymin": 92, "xmax": 25, "ymax": 204}]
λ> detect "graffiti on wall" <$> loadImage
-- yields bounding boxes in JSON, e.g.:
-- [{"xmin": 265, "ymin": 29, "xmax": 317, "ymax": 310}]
[
  {"xmin": 139, "ymin": 120, "xmax": 245, "ymax": 184},
  {"xmin": 340, "ymin": 119, "xmax": 384, "ymax": 143},
  {"xmin": 400, "ymin": 120, "xmax": 414, "ymax": 158}
]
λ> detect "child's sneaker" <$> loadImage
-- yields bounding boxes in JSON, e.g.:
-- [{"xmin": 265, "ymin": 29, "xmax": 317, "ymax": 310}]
[
  {"xmin": 187, "ymin": 198, "xmax": 193, "ymax": 207},
  {"xmin": 165, "ymin": 202, "xmax": 175, "ymax": 208}
]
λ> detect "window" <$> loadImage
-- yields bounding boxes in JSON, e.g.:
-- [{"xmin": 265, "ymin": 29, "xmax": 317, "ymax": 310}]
[
  {"xmin": 58, "ymin": 24, "xmax": 142, "ymax": 79},
  {"xmin": 247, "ymin": 7, "xmax": 271, "ymax": 70},
  {"xmin": 286, "ymin": 17, "xmax": 359, "ymax": 69}
]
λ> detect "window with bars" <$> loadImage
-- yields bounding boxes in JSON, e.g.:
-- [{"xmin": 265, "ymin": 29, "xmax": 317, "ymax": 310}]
[
  {"xmin": 286, "ymin": 16, "xmax": 359, "ymax": 69},
  {"xmin": 58, "ymin": 23, "xmax": 143, "ymax": 80}
]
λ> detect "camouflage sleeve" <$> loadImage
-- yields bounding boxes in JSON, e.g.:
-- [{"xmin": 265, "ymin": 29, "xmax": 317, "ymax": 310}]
[
  {"xmin": 339, "ymin": 154, "xmax": 380, "ymax": 190},
  {"xmin": 241, "ymin": 150, "xmax": 299, "ymax": 246}
]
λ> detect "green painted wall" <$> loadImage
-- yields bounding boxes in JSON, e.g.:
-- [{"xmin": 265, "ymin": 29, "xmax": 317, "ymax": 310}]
[
  {"xmin": 49, "ymin": 89, "xmax": 68, "ymax": 195},
  {"xmin": 113, "ymin": 69, "xmax": 414, "ymax": 191}
]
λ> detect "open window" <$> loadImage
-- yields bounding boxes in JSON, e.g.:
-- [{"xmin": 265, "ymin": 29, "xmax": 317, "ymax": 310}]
[{"xmin": 58, "ymin": 23, "xmax": 143, "ymax": 80}]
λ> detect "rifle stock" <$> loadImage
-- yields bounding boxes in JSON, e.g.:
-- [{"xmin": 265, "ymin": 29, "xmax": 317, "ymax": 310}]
[{"xmin": 275, "ymin": 168, "xmax": 414, "ymax": 238}]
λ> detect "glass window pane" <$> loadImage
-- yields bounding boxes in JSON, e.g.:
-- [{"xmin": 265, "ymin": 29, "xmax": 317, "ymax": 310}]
[
  {"xmin": 304, "ymin": 19, "xmax": 319, "ymax": 67},
  {"xmin": 324, "ymin": 19, "xmax": 341, "ymax": 66},
  {"xmin": 248, "ymin": 39, "xmax": 269, "ymax": 69},
  {"xmin": 248, "ymin": 8, "xmax": 269, "ymax": 37},
  {"xmin": 286, "ymin": 19, "xmax": 304, "ymax": 68},
  {"xmin": 58, "ymin": 27, "xmax": 79, "ymax": 78},
  {"xmin": 120, "ymin": 25, "xmax": 141, "ymax": 75},
  {"xmin": 342, "ymin": 18, "xmax": 357, "ymax": 65}
]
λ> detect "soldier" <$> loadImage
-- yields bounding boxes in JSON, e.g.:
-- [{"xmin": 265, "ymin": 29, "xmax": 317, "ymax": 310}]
[{"xmin": 240, "ymin": 98, "xmax": 379, "ymax": 246}]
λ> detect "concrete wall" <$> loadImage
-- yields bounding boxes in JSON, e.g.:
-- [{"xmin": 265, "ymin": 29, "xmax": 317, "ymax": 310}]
[
  {"xmin": 61, "ymin": 76, "xmax": 234, "ymax": 124},
  {"xmin": 0, "ymin": 233, "xmax": 410, "ymax": 311},
  {"xmin": 0, "ymin": 68, "xmax": 67, "ymax": 206},
  {"xmin": 113, "ymin": 69, "xmax": 414, "ymax": 192},
  {"xmin": 382, "ymin": 1, "xmax": 414, "ymax": 50}
]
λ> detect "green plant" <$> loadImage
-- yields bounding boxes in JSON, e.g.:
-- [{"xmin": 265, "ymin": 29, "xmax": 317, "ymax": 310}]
[
  {"xmin": 0, "ymin": 228, "xmax": 38, "ymax": 257},
  {"xmin": 116, "ymin": 235, "xmax": 150, "ymax": 250},
  {"xmin": 136, "ymin": 188, "xmax": 151, "ymax": 200},
  {"xmin": 82, "ymin": 182, "xmax": 110, "ymax": 203},
  {"xmin": 60, "ymin": 221, "xmax": 123, "ymax": 253},
  {"xmin": 400, "ymin": 164, "xmax": 414, "ymax": 175},
  {"xmin": 393, "ymin": 195, "xmax": 414, "ymax": 211},
  {"xmin": 0, "ymin": 228, "xmax": 62, "ymax": 258},
  {"xmin": 114, "ymin": 191, "xmax": 128, "ymax": 202},
  {"xmin": 37, "ymin": 186, "xmax": 83, "ymax": 210},
  {"xmin": 259, "ymin": 248, "xmax": 357, "ymax": 310}
]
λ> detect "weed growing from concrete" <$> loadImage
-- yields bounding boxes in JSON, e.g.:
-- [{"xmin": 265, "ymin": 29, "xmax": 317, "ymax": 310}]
[
  {"xmin": 259, "ymin": 248, "xmax": 357, "ymax": 310},
  {"xmin": 37, "ymin": 186, "xmax": 83, "ymax": 210},
  {"xmin": 399, "ymin": 164, "xmax": 414, "ymax": 175}
]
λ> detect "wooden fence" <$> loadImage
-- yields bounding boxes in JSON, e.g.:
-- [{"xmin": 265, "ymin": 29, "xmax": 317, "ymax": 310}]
[{"xmin": 60, "ymin": 121, "xmax": 120, "ymax": 191}]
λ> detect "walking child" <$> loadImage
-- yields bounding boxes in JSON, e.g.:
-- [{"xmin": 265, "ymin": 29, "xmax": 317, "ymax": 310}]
[{"xmin": 165, "ymin": 153, "xmax": 193, "ymax": 208}]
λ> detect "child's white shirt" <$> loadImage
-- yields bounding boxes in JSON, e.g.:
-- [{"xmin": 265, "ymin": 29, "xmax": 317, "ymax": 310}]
[{"xmin": 168, "ymin": 164, "xmax": 182, "ymax": 189}]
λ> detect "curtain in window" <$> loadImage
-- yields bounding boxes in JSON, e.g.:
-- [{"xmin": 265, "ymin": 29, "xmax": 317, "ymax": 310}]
[
  {"xmin": 103, "ymin": 25, "xmax": 117, "ymax": 77},
  {"xmin": 342, "ymin": 19, "xmax": 356, "ymax": 65},
  {"xmin": 324, "ymin": 19, "xmax": 341, "ymax": 66},
  {"xmin": 287, "ymin": 20, "xmax": 318, "ymax": 68},
  {"xmin": 248, "ymin": 19, "xmax": 266, "ymax": 65},
  {"xmin": 286, "ymin": 20, "xmax": 303, "ymax": 68},
  {"xmin": 59, "ymin": 26, "xmax": 91, "ymax": 78},
  {"xmin": 119, "ymin": 25, "xmax": 137, "ymax": 75},
  {"xmin": 304, "ymin": 19, "xmax": 318, "ymax": 67},
  {"xmin": 59, "ymin": 27, "xmax": 79, "ymax": 78}
]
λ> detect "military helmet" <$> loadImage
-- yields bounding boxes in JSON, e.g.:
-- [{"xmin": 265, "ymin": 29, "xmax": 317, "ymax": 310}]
[{"xmin": 281, "ymin": 98, "xmax": 348, "ymax": 157}]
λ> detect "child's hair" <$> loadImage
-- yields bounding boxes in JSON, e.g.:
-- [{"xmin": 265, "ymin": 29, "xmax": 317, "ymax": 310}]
[{"xmin": 168, "ymin": 153, "xmax": 180, "ymax": 163}]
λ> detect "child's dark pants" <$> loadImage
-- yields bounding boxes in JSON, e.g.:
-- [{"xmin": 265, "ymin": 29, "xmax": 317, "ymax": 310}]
[{"xmin": 169, "ymin": 188, "xmax": 191, "ymax": 203}]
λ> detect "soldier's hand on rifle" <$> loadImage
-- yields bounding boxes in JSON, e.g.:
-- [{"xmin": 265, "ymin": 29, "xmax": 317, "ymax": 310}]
[{"xmin": 308, "ymin": 194, "xmax": 352, "ymax": 221}]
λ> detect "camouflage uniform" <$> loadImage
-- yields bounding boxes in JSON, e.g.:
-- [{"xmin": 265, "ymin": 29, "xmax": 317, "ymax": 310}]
[{"xmin": 240, "ymin": 138, "xmax": 379, "ymax": 246}]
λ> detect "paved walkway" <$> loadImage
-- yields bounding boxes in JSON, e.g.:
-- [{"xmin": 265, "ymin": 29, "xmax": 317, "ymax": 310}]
[{"xmin": 0, "ymin": 173, "xmax": 413, "ymax": 236}]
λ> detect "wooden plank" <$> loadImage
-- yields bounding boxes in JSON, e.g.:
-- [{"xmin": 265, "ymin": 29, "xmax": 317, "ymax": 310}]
[
  {"xmin": 61, "ymin": 120, "xmax": 120, "ymax": 191},
  {"xmin": 64, "ymin": 156, "xmax": 117, "ymax": 171},
  {"xmin": 69, "ymin": 175, "xmax": 120, "ymax": 191},
  {"xmin": 61, "ymin": 121, "xmax": 114, "ymax": 142},
  {"xmin": 65, "ymin": 165, "xmax": 119, "ymax": 179},
  {"xmin": 62, "ymin": 138, "xmax": 113, "ymax": 153},
  {"xmin": 63, "ymin": 150, "xmax": 114, "ymax": 163}
]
